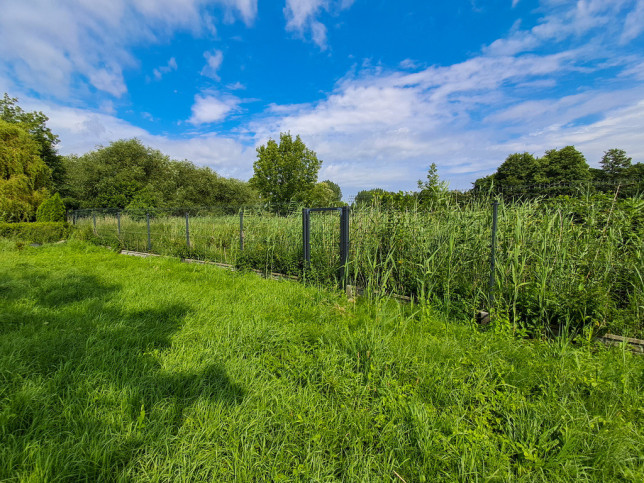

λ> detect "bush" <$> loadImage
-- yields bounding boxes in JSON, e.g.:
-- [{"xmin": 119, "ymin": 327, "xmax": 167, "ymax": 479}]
[
  {"xmin": 0, "ymin": 222, "xmax": 73, "ymax": 243},
  {"xmin": 36, "ymin": 193, "xmax": 66, "ymax": 222}
]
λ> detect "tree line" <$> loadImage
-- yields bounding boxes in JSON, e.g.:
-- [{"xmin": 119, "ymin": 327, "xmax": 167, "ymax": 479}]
[
  {"xmin": 0, "ymin": 94, "xmax": 342, "ymax": 221},
  {"xmin": 1, "ymin": 91, "xmax": 641, "ymax": 222},
  {"xmin": 472, "ymin": 146, "xmax": 643, "ymax": 198},
  {"xmin": 355, "ymin": 146, "xmax": 642, "ymax": 208}
]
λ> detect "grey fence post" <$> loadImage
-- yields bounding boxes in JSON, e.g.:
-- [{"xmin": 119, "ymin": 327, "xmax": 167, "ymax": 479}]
[
  {"xmin": 239, "ymin": 210, "xmax": 244, "ymax": 251},
  {"xmin": 339, "ymin": 205, "xmax": 350, "ymax": 286},
  {"xmin": 146, "ymin": 212, "xmax": 151, "ymax": 252},
  {"xmin": 302, "ymin": 208, "xmax": 311, "ymax": 269},
  {"xmin": 489, "ymin": 201, "xmax": 499, "ymax": 308},
  {"xmin": 185, "ymin": 212, "xmax": 190, "ymax": 249},
  {"xmin": 92, "ymin": 212, "xmax": 97, "ymax": 235},
  {"xmin": 117, "ymin": 212, "xmax": 121, "ymax": 237}
]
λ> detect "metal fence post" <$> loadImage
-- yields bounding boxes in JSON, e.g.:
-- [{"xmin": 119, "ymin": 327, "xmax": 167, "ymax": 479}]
[
  {"xmin": 339, "ymin": 205, "xmax": 350, "ymax": 286},
  {"xmin": 302, "ymin": 208, "xmax": 311, "ymax": 270},
  {"xmin": 117, "ymin": 212, "xmax": 121, "ymax": 237},
  {"xmin": 146, "ymin": 212, "xmax": 151, "ymax": 252},
  {"xmin": 92, "ymin": 212, "xmax": 97, "ymax": 235},
  {"xmin": 185, "ymin": 212, "xmax": 190, "ymax": 249},
  {"xmin": 239, "ymin": 210, "xmax": 244, "ymax": 251},
  {"xmin": 488, "ymin": 201, "xmax": 499, "ymax": 308}
]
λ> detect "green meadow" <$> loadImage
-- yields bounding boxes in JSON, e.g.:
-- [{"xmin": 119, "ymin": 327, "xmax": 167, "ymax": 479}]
[{"xmin": 1, "ymin": 240, "xmax": 643, "ymax": 481}]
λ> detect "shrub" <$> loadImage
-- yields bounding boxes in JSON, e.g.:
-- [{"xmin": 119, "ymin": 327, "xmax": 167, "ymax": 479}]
[
  {"xmin": 36, "ymin": 193, "xmax": 66, "ymax": 222},
  {"xmin": 0, "ymin": 222, "xmax": 73, "ymax": 243}
]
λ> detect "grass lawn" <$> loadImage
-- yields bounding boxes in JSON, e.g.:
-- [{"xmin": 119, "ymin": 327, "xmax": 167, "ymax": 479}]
[{"xmin": 1, "ymin": 240, "xmax": 643, "ymax": 481}]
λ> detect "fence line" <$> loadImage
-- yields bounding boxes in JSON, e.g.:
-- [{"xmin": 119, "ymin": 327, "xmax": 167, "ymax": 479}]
[{"xmin": 70, "ymin": 196, "xmax": 644, "ymax": 337}]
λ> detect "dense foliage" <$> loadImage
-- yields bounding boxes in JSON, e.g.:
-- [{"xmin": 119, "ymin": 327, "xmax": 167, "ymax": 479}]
[
  {"xmin": 1, "ymin": 94, "xmax": 64, "ymax": 193},
  {"xmin": 0, "ymin": 95, "xmax": 262, "ymax": 214},
  {"xmin": 0, "ymin": 119, "xmax": 51, "ymax": 221},
  {"xmin": 473, "ymin": 146, "xmax": 643, "ymax": 198},
  {"xmin": 36, "ymin": 192, "xmax": 66, "ymax": 222},
  {"xmin": 0, "ymin": 221, "xmax": 72, "ymax": 243},
  {"xmin": 74, "ymin": 190, "xmax": 644, "ymax": 338},
  {"xmin": 63, "ymin": 139, "xmax": 258, "ymax": 210},
  {"xmin": 250, "ymin": 132, "xmax": 322, "ymax": 206}
]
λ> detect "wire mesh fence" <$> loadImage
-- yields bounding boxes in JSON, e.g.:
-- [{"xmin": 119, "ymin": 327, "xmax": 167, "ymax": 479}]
[{"xmin": 70, "ymin": 194, "xmax": 644, "ymax": 337}]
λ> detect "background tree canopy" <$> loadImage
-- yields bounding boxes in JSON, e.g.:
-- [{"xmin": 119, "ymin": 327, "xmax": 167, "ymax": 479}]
[
  {"xmin": 472, "ymin": 145, "xmax": 641, "ymax": 198},
  {"xmin": 0, "ymin": 119, "xmax": 51, "ymax": 221},
  {"xmin": 63, "ymin": 139, "xmax": 258, "ymax": 210},
  {"xmin": 1, "ymin": 94, "xmax": 64, "ymax": 194},
  {"xmin": 2, "ymin": 92, "xmax": 642, "ymax": 219},
  {"xmin": 250, "ymin": 132, "xmax": 322, "ymax": 206}
]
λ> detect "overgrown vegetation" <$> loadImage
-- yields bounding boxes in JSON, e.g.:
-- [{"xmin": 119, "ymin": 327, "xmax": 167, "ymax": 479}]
[
  {"xmin": 73, "ymin": 189, "xmax": 644, "ymax": 338},
  {"xmin": 0, "ymin": 119, "xmax": 51, "ymax": 222},
  {"xmin": 0, "ymin": 221, "xmax": 72, "ymax": 244},
  {"xmin": 36, "ymin": 193, "xmax": 66, "ymax": 222},
  {"xmin": 1, "ymin": 241, "xmax": 643, "ymax": 481}
]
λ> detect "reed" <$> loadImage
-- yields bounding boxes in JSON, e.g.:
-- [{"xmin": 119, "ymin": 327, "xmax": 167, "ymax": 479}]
[{"xmin": 73, "ymin": 193, "xmax": 644, "ymax": 337}]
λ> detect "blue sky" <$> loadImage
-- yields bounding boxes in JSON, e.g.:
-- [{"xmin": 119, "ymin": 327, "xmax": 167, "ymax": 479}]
[{"xmin": 1, "ymin": 0, "xmax": 643, "ymax": 198}]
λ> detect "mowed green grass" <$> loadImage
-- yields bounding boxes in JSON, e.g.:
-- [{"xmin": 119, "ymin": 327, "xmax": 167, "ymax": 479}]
[{"xmin": 0, "ymin": 241, "xmax": 643, "ymax": 482}]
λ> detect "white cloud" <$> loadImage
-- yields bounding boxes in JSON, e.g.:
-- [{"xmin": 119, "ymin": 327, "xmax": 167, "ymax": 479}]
[
  {"xmin": 283, "ymin": 0, "xmax": 355, "ymax": 49},
  {"xmin": 485, "ymin": 0, "xmax": 636, "ymax": 57},
  {"xmin": 219, "ymin": 0, "xmax": 258, "ymax": 25},
  {"xmin": 0, "ymin": 0, "xmax": 257, "ymax": 100},
  {"xmin": 4, "ymin": 0, "xmax": 644, "ymax": 199},
  {"xmin": 226, "ymin": 81, "xmax": 246, "ymax": 90},
  {"xmin": 201, "ymin": 50, "xmax": 224, "ymax": 80},
  {"xmin": 153, "ymin": 57, "xmax": 178, "ymax": 81},
  {"xmin": 251, "ymin": 1, "xmax": 644, "ymax": 195},
  {"xmin": 621, "ymin": 0, "xmax": 644, "ymax": 43},
  {"xmin": 26, "ymin": 99, "xmax": 255, "ymax": 179},
  {"xmin": 188, "ymin": 93, "xmax": 240, "ymax": 124}
]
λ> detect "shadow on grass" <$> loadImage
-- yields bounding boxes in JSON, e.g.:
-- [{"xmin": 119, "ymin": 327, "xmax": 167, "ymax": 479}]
[{"xmin": 0, "ymin": 261, "xmax": 244, "ymax": 479}]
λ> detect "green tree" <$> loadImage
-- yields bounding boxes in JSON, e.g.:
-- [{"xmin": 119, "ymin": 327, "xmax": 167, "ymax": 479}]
[
  {"xmin": 541, "ymin": 145, "xmax": 590, "ymax": 184},
  {"xmin": 472, "ymin": 174, "xmax": 495, "ymax": 196},
  {"xmin": 417, "ymin": 163, "xmax": 449, "ymax": 206},
  {"xmin": 496, "ymin": 153, "xmax": 543, "ymax": 190},
  {"xmin": 1, "ymin": 93, "xmax": 65, "ymax": 193},
  {"xmin": 0, "ymin": 120, "xmax": 51, "ymax": 221},
  {"xmin": 600, "ymin": 149, "xmax": 632, "ymax": 181},
  {"xmin": 295, "ymin": 181, "xmax": 341, "ymax": 207},
  {"xmin": 163, "ymin": 161, "xmax": 257, "ymax": 207},
  {"xmin": 250, "ymin": 133, "xmax": 321, "ymax": 206},
  {"xmin": 472, "ymin": 153, "xmax": 542, "ymax": 198},
  {"xmin": 320, "ymin": 179, "xmax": 342, "ymax": 202},
  {"xmin": 623, "ymin": 162, "xmax": 644, "ymax": 196},
  {"xmin": 354, "ymin": 188, "xmax": 388, "ymax": 206},
  {"xmin": 64, "ymin": 139, "xmax": 171, "ymax": 208},
  {"xmin": 64, "ymin": 139, "xmax": 258, "ymax": 209},
  {"xmin": 36, "ymin": 192, "xmax": 66, "ymax": 222}
]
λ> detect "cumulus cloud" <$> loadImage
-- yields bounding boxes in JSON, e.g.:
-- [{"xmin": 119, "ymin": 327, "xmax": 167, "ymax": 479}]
[
  {"xmin": 251, "ymin": 1, "xmax": 644, "ymax": 195},
  {"xmin": 153, "ymin": 57, "xmax": 178, "ymax": 81},
  {"xmin": 283, "ymin": 0, "xmax": 355, "ymax": 49},
  {"xmin": 188, "ymin": 93, "xmax": 241, "ymax": 124},
  {"xmin": 201, "ymin": 50, "xmax": 224, "ymax": 80},
  {"xmin": 29, "ymin": 99, "xmax": 255, "ymax": 179},
  {"xmin": 0, "ymin": 0, "xmax": 257, "ymax": 99}
]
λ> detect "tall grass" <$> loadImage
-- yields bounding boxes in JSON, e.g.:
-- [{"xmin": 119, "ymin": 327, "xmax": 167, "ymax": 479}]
[
  {"xmin": 1, "ymin": 241, "xmax": 643, "ymax": 480},
  {"xmin": 73, "ymin": 193, "xmax": 644, "ymax": 337}
]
